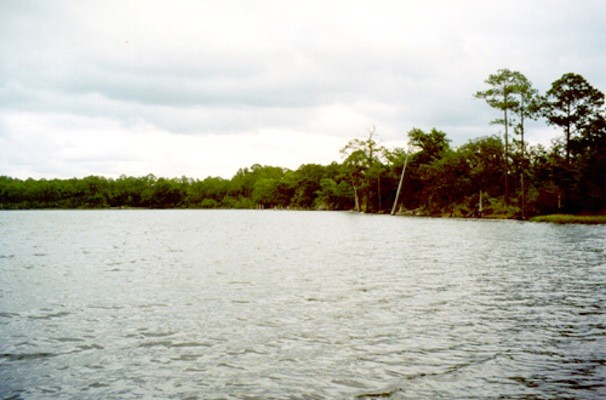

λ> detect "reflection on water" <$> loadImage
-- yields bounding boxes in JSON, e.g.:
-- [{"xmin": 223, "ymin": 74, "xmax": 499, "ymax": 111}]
[{"xmin": 1, "ymin": 210, "xmax": 605, "ymax": 399}]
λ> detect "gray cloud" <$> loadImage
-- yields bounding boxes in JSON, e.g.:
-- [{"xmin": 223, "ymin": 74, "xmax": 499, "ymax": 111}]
[{"xmin": 1, "ymin": 0, "xmax": 605, "ymax": 178}]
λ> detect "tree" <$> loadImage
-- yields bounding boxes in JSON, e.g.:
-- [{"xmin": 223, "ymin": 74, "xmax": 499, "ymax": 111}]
[
  {"xmin": 0, "ymin": 176, "xmax": 24, "ymax": 208},
  {"xmin": 150, "ymin": 178, "xmax": 185, "ymax": 208},
  {"xmin": 510, "ymin": 71, "xmax": 540, "ymax": 219},
  {"xmin": 188, "ymin": 176, "xmax": 229, "ymax": 208},
  {"xmin": 315, "ymin": 162, "xmax": 355, "ymax": 210},
  {"xmin": 581, "ymin": 116, "xmax": 606, "ymax": 210},
  {"xmin": 406, "ymin": 128, "xmax": 452, "ymax": 214},
  {"xmin": 475, "ymin": 69, "xmax": 521, "ymax": 204},
  {"xmin": 458, "ymin": 135, "xmax": 505, "ymax": 198},
  {"xmin": 542, "ymin": 73, "xmax": 605, "ymax": 165},
  {"xmin": 340, "ymin": 127, "xmax": 384, "ymax": 212},
  {"xmin": 228, "ymin": 164, "xmax": 287, "ymax": 208},
  {"xmin": 289, "ymin": 164, "xmax": 325, "ymax": 209},
  {"xmin": 408, "ymin": 127, "xmax": 450, "ymax": 164},
  {"xmin": 252, "ymin": 178, "xmax": 280, "ymax": 208},
  {"xmin": 340, "ymin": 148, "xmax": 364, "ymax": 211}
]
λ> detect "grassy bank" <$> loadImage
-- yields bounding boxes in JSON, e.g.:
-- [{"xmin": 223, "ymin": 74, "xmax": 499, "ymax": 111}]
[{"xmin": 530, "ymin": 214, "xmax": 606, "ymax": 225}]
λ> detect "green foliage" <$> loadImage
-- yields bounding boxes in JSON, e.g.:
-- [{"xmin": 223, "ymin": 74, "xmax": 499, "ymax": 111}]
[
  {"xmin": 475, "ymin": 69, "xmax": 540, "ymax": 209},
  {"xmin": 474, "ymin": 69, "xmax": 520, "ymax": 115},
  {"xmin": 408, "ymin": 127, "xmax": 450, "ymax": 164},
  {"xmin": 1, "ymin": 69, "xmax": 604, "ymax": 217},
  {"xmin": 340, "ymin": 127, "xmax": 387, "ymax": 212},
  {"xmin": 542, "ymin": 72, "xmax": 605, "ymax": 165}
]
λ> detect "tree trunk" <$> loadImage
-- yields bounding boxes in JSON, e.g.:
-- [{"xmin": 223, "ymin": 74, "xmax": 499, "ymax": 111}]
[
  {"xmin": 391, "ymin": 151, "xmax": 409, "ymax": 215},
  {"xmin": 520, "ymin": 95, "xmax": 526, "ymax": 220},
  {"xmin": 353, "ymin": 183, "xmax": 360, "ymax": 212},
  {"xmin": 504, "ymin": 105, "xmax": 510, "ymax": 205},
  {"xmin": 377, "ymin": 175, "xmax": 381, "ymax": 212}
]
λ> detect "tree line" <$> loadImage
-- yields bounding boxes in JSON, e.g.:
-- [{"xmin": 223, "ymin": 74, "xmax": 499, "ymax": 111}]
[{"xmin": 1, "ymin": 70, "xmax": 604, "ymax": 217}]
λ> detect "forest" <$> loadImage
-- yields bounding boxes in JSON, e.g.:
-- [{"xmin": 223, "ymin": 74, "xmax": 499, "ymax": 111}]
[{"xmin": 1, "ymin": 70, "xmax": 605, "ymax": 218}]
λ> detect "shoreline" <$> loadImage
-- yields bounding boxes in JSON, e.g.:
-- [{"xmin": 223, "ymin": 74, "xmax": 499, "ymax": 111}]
[
  {"xmin": 528, "ymin": 214, "xmax": 606, "ymax": 225},
  {"xmin": 3, "ymin": 207, "xmax": 605, "ymax": 224}
]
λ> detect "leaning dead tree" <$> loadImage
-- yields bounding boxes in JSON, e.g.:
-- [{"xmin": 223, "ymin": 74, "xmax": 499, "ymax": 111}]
[{"xmin": 390, "ymin": 148, "xmax": 409, "ymax": 215}]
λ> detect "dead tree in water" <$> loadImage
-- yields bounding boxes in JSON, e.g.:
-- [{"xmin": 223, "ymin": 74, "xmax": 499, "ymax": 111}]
[{"xmin": 390, "ymin": 149, "xmax": 409, "ymax": 215}]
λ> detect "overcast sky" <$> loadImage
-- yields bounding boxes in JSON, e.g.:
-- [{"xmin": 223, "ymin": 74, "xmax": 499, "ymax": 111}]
[{"xmin": 1, "ymin": 1, "xmax": 605, "ymax": 179}]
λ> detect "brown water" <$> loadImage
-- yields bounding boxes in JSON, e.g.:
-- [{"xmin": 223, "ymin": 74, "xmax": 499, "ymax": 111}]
[{"xmin": 1, "ymin": 210, "xmax": 605, "ymax": 399}]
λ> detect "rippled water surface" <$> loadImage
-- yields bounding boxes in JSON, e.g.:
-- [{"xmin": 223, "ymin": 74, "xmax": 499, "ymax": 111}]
[{"xmin": 1, "ymin": 210, "xmax": 605, "ymax": 399}]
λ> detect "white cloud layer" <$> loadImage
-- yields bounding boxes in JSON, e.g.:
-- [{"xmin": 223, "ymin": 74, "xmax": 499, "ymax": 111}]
[{"xmin": 1, "ymin": 0, "xmax": 605, "ymax": 179}]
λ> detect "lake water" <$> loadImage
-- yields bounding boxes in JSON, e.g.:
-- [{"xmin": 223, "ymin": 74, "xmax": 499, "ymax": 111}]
[{"xmin": 1, "ymin": 210, "xmax": 605, "ymax": 399}]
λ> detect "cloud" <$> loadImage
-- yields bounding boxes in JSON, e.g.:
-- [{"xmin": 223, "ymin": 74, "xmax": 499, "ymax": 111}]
[
  {"xmin": 0, "ymin": 111, "xmax": 348, "ymax": 179},
  {"xmin": 1, "ymin": 1, "xmax": 605, "ymax": 178}
]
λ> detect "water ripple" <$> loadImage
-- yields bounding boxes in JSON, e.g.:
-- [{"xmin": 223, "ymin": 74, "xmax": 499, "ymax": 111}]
[{"xmin": 1, "ymin": 210, "xmax": 605, "ymax": 399}]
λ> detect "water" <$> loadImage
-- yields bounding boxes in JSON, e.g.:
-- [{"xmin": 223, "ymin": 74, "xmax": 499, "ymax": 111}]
[{"xmin": 1, "ymin": 210, "xmax": 605, "ymax": 399}]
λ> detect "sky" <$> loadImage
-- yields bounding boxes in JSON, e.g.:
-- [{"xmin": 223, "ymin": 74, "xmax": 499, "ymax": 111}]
[{"xmin": 1, "ymin": 0, "xmax": 605, "ymax": 180}]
